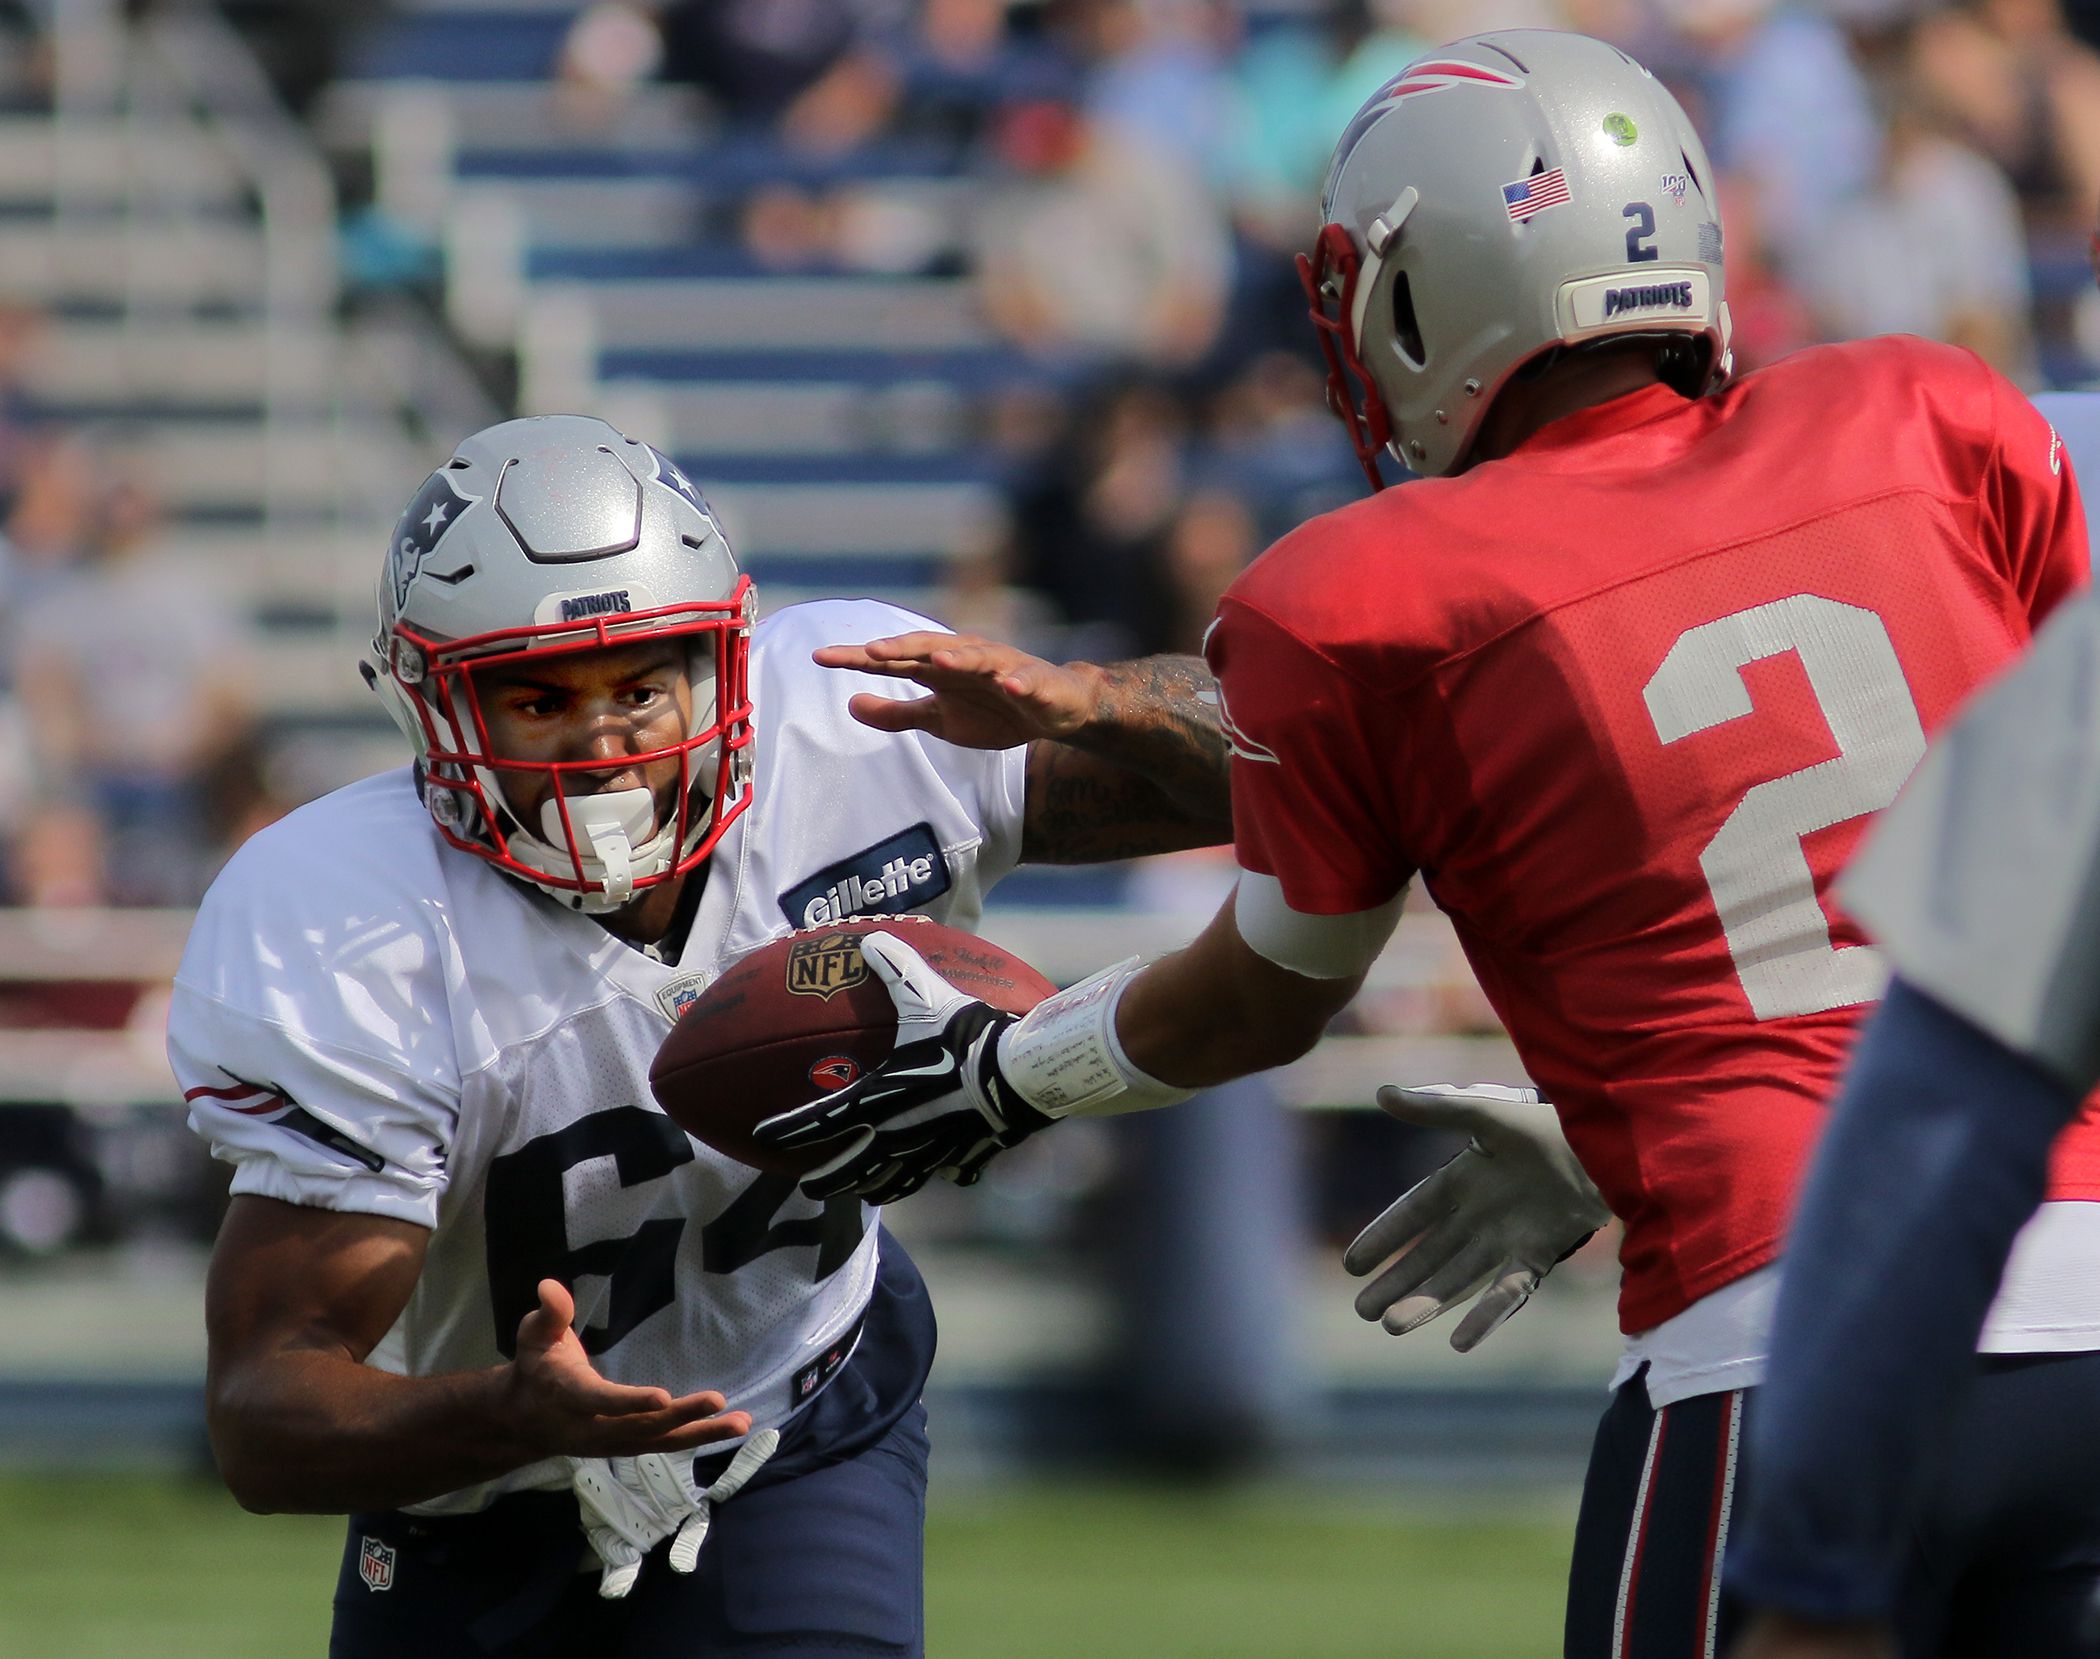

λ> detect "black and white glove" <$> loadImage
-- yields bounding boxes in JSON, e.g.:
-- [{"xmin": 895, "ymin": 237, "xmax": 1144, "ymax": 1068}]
[
  {"xmin": 1343, "ymin": 1084, "xmax": 1612, "ymax": 1352},
  {"xmin": 752, "ymin": 931, "xmax": 1056, "ymax": 1203},
  {"xmin": 569, "ymin": 1429, "xmax": 779, "ymax": 1598}
]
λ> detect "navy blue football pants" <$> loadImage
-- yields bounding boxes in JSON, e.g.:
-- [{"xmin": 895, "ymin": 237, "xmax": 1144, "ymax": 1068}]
[
  {"xmin": 329, "ymin": 1240, "xmax": 934, "ymax": 1658},
  {"xmin": 1566, "ymin": 1355, "xmax": 2100, "ymax": 1658}
]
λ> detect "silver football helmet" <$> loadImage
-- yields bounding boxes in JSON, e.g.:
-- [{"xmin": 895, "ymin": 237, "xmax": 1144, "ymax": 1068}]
[
  {"xmin": 366, "ymin": 414, "xmax": 754, "ymax": 913},
  {"xmin": 1301, "ymin": 31, "xmax": 1732, "ymax": 484}
]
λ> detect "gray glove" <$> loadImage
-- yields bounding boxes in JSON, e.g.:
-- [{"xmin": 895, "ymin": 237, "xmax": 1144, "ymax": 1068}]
[
  {"xmin": 1343, "ymin": 1084, "xmax": 1611, "ymax": 1352},
  {"xmin": 570, "ymin": 1428, "xmax": 780, "ymax": 1598}
]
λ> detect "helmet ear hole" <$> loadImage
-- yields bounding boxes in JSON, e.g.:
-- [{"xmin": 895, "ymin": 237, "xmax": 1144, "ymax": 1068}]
[
  {"xmin": 1656, "ymin": 335, "xmax": 1711, "ymax": 397},
  {"xmin": 1391, "ymin": 270, "xmax": 1427, "ymax": 368}
]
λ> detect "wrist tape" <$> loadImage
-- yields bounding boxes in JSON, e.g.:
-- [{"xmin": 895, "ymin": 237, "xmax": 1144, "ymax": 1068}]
[{"xmin": 995, "ymin": 956, "xmax": 1194, "ymax": 1118}]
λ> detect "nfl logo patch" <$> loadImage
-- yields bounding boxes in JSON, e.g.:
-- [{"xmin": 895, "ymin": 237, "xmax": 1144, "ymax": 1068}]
[
  {"xmin": 785, "ymin": 932, "xmax": 870, "ymax": 1002},
  {"xmin": 358, "ymin": 1535, "xmax": 396, "ymax": 1592}
]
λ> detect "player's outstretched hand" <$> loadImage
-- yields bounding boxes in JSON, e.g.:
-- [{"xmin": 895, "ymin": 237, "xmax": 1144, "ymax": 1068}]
[
  {"xmin": 814, "ymin": 631, "xmax": 1099, "ymax": 750},
  {"xmin": 505, "ymin": 1279, "xmax": 752, "ymax": 1458},
  {"xmin": 1343, "ymin": 1084, "xmax": 1613, "ymax": 1352},
  {"xmin": 752, "ymin": 930, "xmax": 1055, "ymax": 1203}
]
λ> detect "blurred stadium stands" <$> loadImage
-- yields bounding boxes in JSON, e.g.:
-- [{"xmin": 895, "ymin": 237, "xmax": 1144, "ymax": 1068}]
[{"xmin": 0, "ymin": 0, "xmax": 2096, "ymax": 1500}]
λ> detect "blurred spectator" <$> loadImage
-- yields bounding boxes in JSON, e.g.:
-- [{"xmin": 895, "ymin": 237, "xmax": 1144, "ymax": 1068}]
[
  {"xmin": 973, "ymin": 97, "xmax": 1232, "ymax": 367},
  {"xmin": 1229, "ymin": 1, "xmax": 1370, "ymax": 248},
  {"xmin": 1200, "ymin": 350, "xmax": 1363, "ymax": 533},
  {"xmin": 5, "ymin": 798, "xmax": 110, "ymax": 909},
  {"xmin": 1661, "ymin": 0, "xmax": 1882, "ymax": 280},
  {"xmin": 658, "ymin": 0, "xmax": 908, "ymax": 153},
  {"xmin": 1006, "ymin": 375, "xmax": 1192, "ymax": 657},
  {"xmin": 10, "ymin": 443, "xmax": 257, "ymax": 905},
  {"xmin": 1063, "ymin": 0, "xmax": 1242, "ymax": 194},
  {"xmin": 888, "ymin": 0, "xmax": 1076, "ymax": 147},
  {"xmin": 0, "ymin": 432, "xmax": 94, "ymax": 653},
  {"xmin": 1157, "ymin": 486, "xmax": 1258, "ymax": 653},
  {"xmin": 555, "ymin": 0, "xmax": 669, "ymax": 122},
  {"xmin": 1801, "ymin": 81, "xmax": 2038, "ymax": 378},
  {"xmin": 1909, "ymin": 0, "xmax": 2100, "ymax": 229},
  {"xmin": 1699, "ymin": 178, "xmax": 1816, "ymax": 373},
  {"xmin": 216, "ymin": 0, "xmax": 380, "ymax": 115},
  {"xmin": 0, "ymin": 298, "xmax": 45, "ymax": 522}
]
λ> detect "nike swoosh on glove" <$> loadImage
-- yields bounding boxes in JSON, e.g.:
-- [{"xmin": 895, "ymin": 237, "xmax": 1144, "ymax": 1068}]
[{"xmin": 752, "ymin": 930, "xmax": 1054, "ymax": 1204}]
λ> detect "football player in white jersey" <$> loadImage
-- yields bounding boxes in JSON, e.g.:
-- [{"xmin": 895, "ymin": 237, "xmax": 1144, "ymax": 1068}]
[{"xmin": 173, "ymin": 415, "xmax": 1231, "ymax": 1656}]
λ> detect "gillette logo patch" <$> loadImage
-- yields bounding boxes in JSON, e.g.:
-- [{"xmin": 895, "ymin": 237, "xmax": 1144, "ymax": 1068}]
[{"xmin": 781, "ymin": 823, "xmax": 951, "ymax": 928}]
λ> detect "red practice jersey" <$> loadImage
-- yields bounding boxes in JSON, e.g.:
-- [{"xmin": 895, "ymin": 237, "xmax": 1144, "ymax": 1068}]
[{"xmin": 1208, "ymin": 337, "xmax": 2096, "ymax": 1333}]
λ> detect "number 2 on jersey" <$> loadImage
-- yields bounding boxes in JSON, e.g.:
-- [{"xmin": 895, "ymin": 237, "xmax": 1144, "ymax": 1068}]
[{"xmin": 1642, "ymin": 594, "xmax": 1926, "ymax": 1020}]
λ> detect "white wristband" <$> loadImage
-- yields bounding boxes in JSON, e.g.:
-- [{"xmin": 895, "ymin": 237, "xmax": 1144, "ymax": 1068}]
[{"xmin": 997, "ymin": 957, "xmax": 1194, "ymax": 1118}]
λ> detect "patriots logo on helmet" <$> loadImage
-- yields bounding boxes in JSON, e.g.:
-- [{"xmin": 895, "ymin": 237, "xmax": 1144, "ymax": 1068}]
[
  {"xmin": 388, "ymin": 469, "xmax": 479, "ymax": 611},
  {"xmin": 649, "ymin": 446, "xmax": 713, "ymax": 519},
  {"xmin": 1328, "ymin": 57, "xmax": 1527, "ymax": 208}
]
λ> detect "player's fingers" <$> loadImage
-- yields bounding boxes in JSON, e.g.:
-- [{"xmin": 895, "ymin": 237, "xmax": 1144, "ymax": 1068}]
[
  {"xmin": 1450, "ymin": 1268, "xmax": 1541, "ymax": 1353},
  {"xmin": 753, "ymin": 1091, "xmax": 861, "ymax": 1148},
  {"xmin": 859, "ymin": 931, "xmax": 955, "ymax": 1020},
  {"xmin": 1374, "ymin": 1083, "xmax": 1495, "ymax": 1133},
  {"xmin": 1351, "ymin": 1223, "xmax": 1471, "ymax": 1321},
  {"xmin": 844, "ymin": 691, "xmax": 942, "ymax": 733},
  {"xmin": 1380, "ymin": 1241, "xmax": 1500, "ymax": 1336},
  {"xmin": 515, "ymin": 1278, "xmax": 577, "ymax": 1351},
  {"xmin": 594, "ymin": 1551, "xmax": 643, "ymax": 1600},
  {"xmin": 568, "ymin": 1371, "xmax": 726, "ymax": 1421},
  {"xmin": 858, "ymin": 630, "xmax": 973, "ymax": 663},
  {"xmin": 813, "ymin": 634, "xmax": 948, "ymax": 673},
  {"xmin": 611, "ymin": 1409, "xmax": 754, "ymax": 1457},
  {"xmin": 858, "ymin": 1158, "xmax": 935, "ymax": 1206},
  {"xmin": 941, "ymin": 1135, "xmax": 1002, "ymax": 1187},
  {"xmin": 1342, "ymin": 1172, "xmax": 1453, "ymax": 1275},
  {"xmin": 799, "ymin": 1130, "xmax": 888, "ymax": 1200}
]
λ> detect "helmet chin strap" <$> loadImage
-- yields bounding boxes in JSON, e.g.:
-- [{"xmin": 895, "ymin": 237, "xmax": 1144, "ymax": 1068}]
[{"xmin": 542, "ymin": 786, "xmax": 657, "ymax": 907}]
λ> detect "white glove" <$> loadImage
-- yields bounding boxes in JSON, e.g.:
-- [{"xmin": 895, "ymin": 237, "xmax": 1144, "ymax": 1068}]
[
  {"xmin": 570, "ymin": 1428, "xmax": 780, "ymax": 1598},
  {"xmin": 1343, "ymin": 1083, "xmax": 1612, "ymax": 1352}
]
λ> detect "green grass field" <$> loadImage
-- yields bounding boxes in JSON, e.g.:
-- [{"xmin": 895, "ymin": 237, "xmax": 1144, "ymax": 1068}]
[{"xmin": 0, "ymin": 1474, "xmax": 1574, "ymax": 1657}]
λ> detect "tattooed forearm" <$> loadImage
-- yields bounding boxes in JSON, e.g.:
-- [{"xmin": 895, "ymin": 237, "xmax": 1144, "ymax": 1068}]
[
  {"xmin": 1021, "ymin": 654, "xmax": 1232, "ymax": 863},
  {"xmin": 1022, "ymin": 743, "xmax": 1226, "ymax": 863},
  {"xmin": 1073, "ymin": 655, "xmax": 1230, "ymax": 818}
]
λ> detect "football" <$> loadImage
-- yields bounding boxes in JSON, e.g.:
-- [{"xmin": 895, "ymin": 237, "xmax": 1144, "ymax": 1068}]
[{"xmin": 650, "ymin": 915, "xmax": 1058, "ymax": 1176}]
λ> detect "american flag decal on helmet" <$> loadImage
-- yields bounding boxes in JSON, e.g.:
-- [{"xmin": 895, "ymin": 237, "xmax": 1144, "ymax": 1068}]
[{"xmin": 1502, "ymin": 166, "xmax": 1572, "ymax": 222}]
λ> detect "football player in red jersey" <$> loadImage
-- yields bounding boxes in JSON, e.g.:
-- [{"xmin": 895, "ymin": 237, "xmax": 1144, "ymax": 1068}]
[{"xmin": 764, "ymin": 29, "xmax": 2100, "ymax": 1657}]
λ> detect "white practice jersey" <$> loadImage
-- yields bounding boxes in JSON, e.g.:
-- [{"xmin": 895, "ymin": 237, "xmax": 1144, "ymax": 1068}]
[{"xmin": 170, "ymin": 600, "xmax": 1027, "ymax": 1512}]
